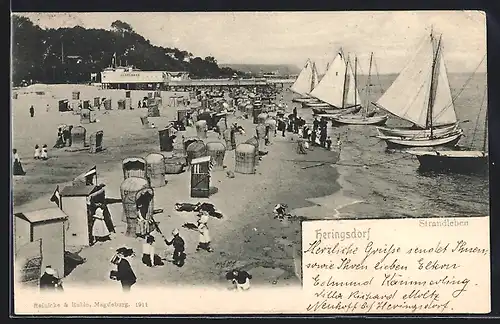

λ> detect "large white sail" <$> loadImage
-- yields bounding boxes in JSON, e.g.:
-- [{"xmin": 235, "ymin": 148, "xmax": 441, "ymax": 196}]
[
  {"xmin": 375, "ymin": 36, "xmax": 434, "ymax": 128},
  {"xmin": 309, "ymin": 53, "xmax": 347, "ymax": 108},
  {"xmin": 290, "ymin": 59, "xmax": 314, "ymax": 96},
  {"xmin": 431, "ymin": 48, "xmax": 458, "ymax": 126}
]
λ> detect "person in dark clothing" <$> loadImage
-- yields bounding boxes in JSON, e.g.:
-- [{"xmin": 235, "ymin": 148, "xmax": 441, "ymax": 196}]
[
  {"xmin": 39, "ymin": 266, "xmax": 63, "ymax": 292},
  {"xmin": 13, "ymin": 149, "xmax": 26, "ymax": 176},
  {"xmin": 63, "ymin": 126, "xmax": 73, "ymax": 147},
  {"xmin": 114, "ymin": 247, "xmax": 136, "ymax": 292},
  {"xmin": 320, "ymin": 127, "xmax": 327, "ymax": 148},
  {"xmin": 310, "ymin": 131, "xmax": 317, "ymax": 146},
  {"xmin": 313, "ymin": 118, "xmax": 319, "ymax": 131},
  {"xmin": 226, "ymin": 269, "xmax": 253, "ymax": 291},
  {"xmin": 29, "ymin": 105, "xmax": 35, "ymax": 117},
  {"xmin": 166, "ymin": 228, "xmax": 186, "ymax": 267},
  {"xmin": 293, "ymin": 107, "xmax": 297, "ymax": 118},
  {"xmin": 326, "ymin": 136, "xmax": 332, "ymax": 151},
  {"xmin": 138, "ymin": 100, "xmax": 142, "ymax": 109}
]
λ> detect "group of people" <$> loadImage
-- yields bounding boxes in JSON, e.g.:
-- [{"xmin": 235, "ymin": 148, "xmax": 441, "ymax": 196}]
[
  {"xmin": 54, "ymin": 125, "xmax": 74, "ymax": 148},
  {"xmin": 33, "ymin": 144, "xmax": 49, "ymax": 160}
]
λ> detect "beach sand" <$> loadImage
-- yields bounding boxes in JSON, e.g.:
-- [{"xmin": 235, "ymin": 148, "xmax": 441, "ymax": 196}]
[{"xmin": 12, "ymin": 84, "xmax": 344, "ymax": 289}]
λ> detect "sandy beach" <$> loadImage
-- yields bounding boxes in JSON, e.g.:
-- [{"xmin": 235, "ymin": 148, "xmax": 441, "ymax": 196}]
[{"xmin": 12, "ymin": 83, "xmax": 344, "ymax": 289}]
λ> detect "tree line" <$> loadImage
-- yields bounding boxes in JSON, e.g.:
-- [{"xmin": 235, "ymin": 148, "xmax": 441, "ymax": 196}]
[{"xmin": 12, "ymin": 15, "xmax": 242, "ymax": 86}]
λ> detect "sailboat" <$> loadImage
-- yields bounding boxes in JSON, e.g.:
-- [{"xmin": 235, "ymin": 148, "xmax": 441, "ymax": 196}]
[
  {"xmin": 374, "ymin": 32, "xmax": 463, "ymax": 148},
  {"xmin": 305, "ymin": 50, "xmax": 363, "ymax": 117},
  {"xmin": 331, "ymin": 53, "xmax": 388, "ymax": 126},
  {"xmin": 291, "ymin": 59, "xmax": 320, "ymax": 103},
  {"xmin": 406, "ymin": 86, "xmax": 488, "ymax": 174}
]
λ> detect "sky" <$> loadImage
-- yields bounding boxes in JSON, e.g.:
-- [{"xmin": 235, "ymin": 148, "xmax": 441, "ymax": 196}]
[{"xmin": 16, "ymin": 11, "xmax": 487, "ymax": 74}]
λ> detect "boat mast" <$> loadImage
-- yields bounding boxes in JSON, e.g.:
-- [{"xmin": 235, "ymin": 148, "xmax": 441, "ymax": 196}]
[
  {"xmin": 365, "ymin": 52, "xmax": 374, "ymax": 117},
  {"xmin": 341, "ymin": 53, "xmax": 349, "ymax": 109},
  {"xmin": 426, "ymin": 33, "xmax": 442, "ymax": 139},
  {"xmin": 354, "ymin": 56, "xmax": 358, "ymax": 110}
]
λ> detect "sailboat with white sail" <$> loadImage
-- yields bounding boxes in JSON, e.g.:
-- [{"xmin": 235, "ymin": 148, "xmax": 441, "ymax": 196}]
[
  {"xmin": 374, "ymin": 32, "xmax": 463, "ymax": 148},
  {"xmin": 406, "ymin": 86, "xmax": 488, "ymax": 174},
  {"xmin": 291, "ymin": 59, "xmax": 320, "ymax": 103},
  {"xmin": 305, "ymin": 50, "xmax": 363, "ymax": 117},
  {"xmin": 331, "ymin": 52, "xmax": 388, "ymax": 126}
]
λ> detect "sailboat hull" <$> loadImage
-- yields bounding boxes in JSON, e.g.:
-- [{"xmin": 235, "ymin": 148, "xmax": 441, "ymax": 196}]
[
  {"xmin": 332, "ymin": 115, "xmax": 388, "ymax": 126},
  {"xmin": 292, "ymin": 97, "xmax": 317, "ymax": 103},
  {"xmin": 378, "ymin": 131, "xmax": 463, "ymax": 149},
  {"xmin": 407, "ymin": 150, "xmax": 489, "ymax": 174},
  {"xmin": 376, "ymin": 124, "xmax": 458, "ymax": 138},
  {"xmin": 312, "ymin": 106, "xmax": 361, "ymax": 117},
  {"xmin": 305, "ymin": 102, "xmax": 333, "ymax": 108}
]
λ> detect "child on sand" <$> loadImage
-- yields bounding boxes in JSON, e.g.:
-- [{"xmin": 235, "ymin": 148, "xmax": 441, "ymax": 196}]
[
  {"xmin": 41, "ymin": 144, "xmax": 48, "ymax": 160},
  {"xmin": 34, "ymin": 145, "xmax": 40, "ymax": 159}
]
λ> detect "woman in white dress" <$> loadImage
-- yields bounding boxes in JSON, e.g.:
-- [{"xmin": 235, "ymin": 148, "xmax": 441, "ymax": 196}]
[
  {"xmin": 196, "ymin": 213, "xmax": 213, "ymax": 252},
  {"xmin": 92, "ymin": 206, "xmax": 110, "ymax": 244}
]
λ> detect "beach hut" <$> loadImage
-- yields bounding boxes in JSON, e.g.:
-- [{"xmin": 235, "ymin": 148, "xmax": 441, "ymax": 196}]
[
  {"xmin": 195, "ymin": 120, "xmax": 208, "ymax": 139},
  {"xmin": 256, "ymin": 124, "xmax": 267, "ymax": 151},
  {"xmin": 147, "ymin": 103, "xmax": 160, "ymax": 117},
  {"xmin": 154, "ymin": 91, "xmax": 161, "ymax": 98},
  {"xmin": 190, "ymin": 156, "xmax": 212, "ymax": 198},
  {"xmin": 257, "ymin": 113, "xmax": 268, "ymax": 124},
  {"xmin": 145, "ymin": 153, "xmax": 166, "ymax": 188},
  {"xmin": 235, "ymin": 143, "xmax": 257, "ymax": 174},
  {"xmin": 14, "ymin": 208, "xmax": 67, "ymax": 280},
  {"xmin": 186, "ymin": 140, "xmax": 206, "ymax": 166},
  {"xmin": 58, "ymin": 99, "xmax": 70, "ymax": 112},
  {"xmin": 122, "ymin": 157, "xmax": 147, "ymax": 180},
  {"xmin": 71, "ymin": 126, "xmax": 87, "ymax": 149},
  {"xmin": 117, "ymin": 99, "xmax": 126, "ymax": 110},
  {"xmin": 164, "ymin": 155, "xmax": 186, "ymax": 174},
  {"xmin": 140, "ymin": 116, "xmax": 150, "ymax": 129},
  {"xmin": 72, "ymin": 91, "xmax": 80, "ymax": 100},
  {"xmin": 158, "ymin": 125, "xmax": 175, "ymax": 152},
  {"xmin": 59, "ymin": 185, "xmax": 108, "ymax": 247},
  {"xmin": 177, "ymin": 109, "xmax": 189, "ymax": 126},
  {"xmin": 120, "ymin": 178, "xmax": 153, "ymax": 236},
  {"xmin": 93, "ymin": 97, "xmax": 100, "ymax": 109},
  {"xmin": 89, "ymin": 130, "xmax": 104, "ymax": 153},
  {"xmin": 206, "ymin": 142, "xmax": 226, "ymax": 171}
]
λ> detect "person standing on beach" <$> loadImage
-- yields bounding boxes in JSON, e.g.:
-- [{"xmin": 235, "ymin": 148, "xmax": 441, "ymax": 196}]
[
  {"xmin": 34, "ymin": 145, "xmax": 41, "ymax": 160},
  {"xmin": 337, "ymin": 136, "xmax": 343, "ymax": 153},
  {"xmin": 29, "ymin": 105, "xmax": 35, "ymax": 118},
  {"xmin": 196, "ymin": 213, "xmax": 213, "ymax": 252},
  {"xmin": 91, "ymin": 206, "xmax": 111, "ymax": 245},
  {"xmin": 141, "ymin": 235, "xmax": 164, "ymax": 267},
  {"xmin": 166, "ymin": 228, "xmax": 186, "ymax": 267},
  {"xmin": 114, "ymin": 248, "xmax": 137, "ymax": 292},
  {"xmin": 326, "ymin": 137, "xmax": 332, "ymax": 151},
  {"xmin": 320, "ymin": 127, "xmax": 327, "ymax": 148},
  {"xmin": 41, "ymin": 144, "xmax": 48, "ymax": 160},
  {"xmin": 13, "ymin": 149, "xmax": 26, "ymax": 176},
  {"xmin": 293, "ymin": 107, "xmax": 297, "ymax": 119},
  {"xmin": 46, "ymin": 104, "xmax": 50, "ymax": 112}
]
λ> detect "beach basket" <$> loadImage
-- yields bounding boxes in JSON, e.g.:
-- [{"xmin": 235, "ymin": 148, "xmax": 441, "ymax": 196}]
[
  {"xmin": 148, "ymin": 92, "xmax": 154, "ymax": 99},
  {"xmin": 216, "ymin": 117, "xmax": 227, "ymax": 134},
  {"xmin": 257, "ymin": 113, "xmax": 268, "ymax": 124},
  {"xmin": 235, "ymin": 143, "xmax": 256, "ymax": 174},
  {"xmin": 104, "ymin": 99, "xmax": 112, "ymax": 110},
  {"xmin": 245, "ymin": 104, "xmax": 253, "ymax": 117},
  {"xmin": 93, "ymin": 97, "xmax": 100, "ymax": 109},
  {"xmin": 177, "ymin": 109, "xmax": 189, "ymax": 126},
  {"xmin": 253, "ymin": 107, "xmax": 262, "ymax": 124},
  {"xmin": 71, "ymin": 126, "xmax": 87, "ymax": 149},
  {"xmin": 72, "ymin": 91, "xmax": 80, "ymax": 100},
  {"xmin": 83, "ymin": 100, "xmax": 90, "ymax": 110},
  {"xmin": 256, "ymin": 124, "xmax": 267, "ymax": 140},
  {"xmin": 164, "ymin": 156, "xmax": 186, "ymax": 174},
  {"xmin": 117, "ymin": 99, "xmax": 126, "ymax": 110},
  {"xmin": 120, "ymin": 178, "xmax": 153, "ymax": 235},
  {"xmin": 122, "ymin": 157, "xmax": 147, "ymax": 180},
  {"xmin": 80, "ymin": 109, "xmax": 91, "ymax": 124},
  {"xmin": 147, "ymin": 104, "xmax": 160, "ymax": 117},
  {"xmin": 125, "ymin": 98, "xmax": 132, "ymax": 110},
  {"xmin": 140, "ymin": 116, "xmax": 150, "ymax": 129},
  {"xmin": 206, "ymin": 142, "xmax": 226, "ymax": 171},
  {"xmin": 126, "ymin": 91, "xmax": 131, "ymax": 98},
  {"xmin": 145, "ymin": 153, "xmax": 166, "ymax": 188},
  {"xmin": 186, "ymin": 140, "xmax": 206, "ymax": 166},
  {"xmin": 195, "ymin": 120, "xmax": 208, "ymax": 139},
  {"xmin": 89, "ymin": 130, "xmax": 104, "ymax": 153}
]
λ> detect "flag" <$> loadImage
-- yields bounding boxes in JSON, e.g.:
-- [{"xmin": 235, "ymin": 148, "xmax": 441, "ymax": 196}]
[
  {"xmin": 73, "ymin": 166, "xmax": 97, "ymax": 186},
  {"xmin": 50, "ymin": 185, "xmax": 61, "ymax": 208}
]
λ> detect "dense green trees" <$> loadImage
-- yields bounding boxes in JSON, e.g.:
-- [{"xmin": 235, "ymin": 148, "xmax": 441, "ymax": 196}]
[{"xmin": 11, "ymin": 15, "xmax": 240, "ymax": 86}]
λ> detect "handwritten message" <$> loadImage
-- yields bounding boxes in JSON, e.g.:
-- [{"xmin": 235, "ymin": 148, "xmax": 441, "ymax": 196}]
[{"xmin": 302, "ymin": 217, "xmax": 490, "ymax": 314}]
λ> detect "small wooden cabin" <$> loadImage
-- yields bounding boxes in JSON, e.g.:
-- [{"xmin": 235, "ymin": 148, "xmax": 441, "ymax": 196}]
[
  {"xmin": 60, "ymin": 185, "xmax": 97, "ymax": 247},
  {"xmin": 190, "ymin": 156, "xmax": 212, "ymax": 198},
  {"xmin": 14, "ymin": 208, "xmax": 68, "ymax": 279}
]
